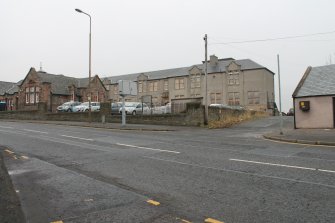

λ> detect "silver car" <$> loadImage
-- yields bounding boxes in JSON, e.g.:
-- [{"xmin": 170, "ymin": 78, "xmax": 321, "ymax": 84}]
[
  {"xmin": 57, "ymin": 101, "xmax": 81, "ymax": 112},
  {"xmin": 74, "ymin": 102, "xmax": 100, "ymax": 112},
  {"xmin": 119, "ymin": 102, "xmax": 151, "ymax": 115}
]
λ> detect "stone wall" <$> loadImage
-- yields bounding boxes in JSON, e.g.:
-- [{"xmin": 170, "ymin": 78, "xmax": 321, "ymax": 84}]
[{"xmin": 0, "ymin": 102, "xmax": 265, "ymax": 127}]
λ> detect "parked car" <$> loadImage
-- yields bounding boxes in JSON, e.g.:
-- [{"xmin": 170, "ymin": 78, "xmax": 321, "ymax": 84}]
[
  {"xmin": 119, "ymin": 102, "xmax": 151, "ymax": 115},
  {"xmin": 111, "ymin": 102, "xmax": 122, "ymax": 115},
  {"xmin": 209, "ymin": 104, "xmax": 245, "ymax": 110},
  {"xmin": 57, "ymin": 101, "xmax": 81, "ymax": 112},
  {"xmin": 74, "ymin": 102, "xmax": 100, "ymax": 112}
]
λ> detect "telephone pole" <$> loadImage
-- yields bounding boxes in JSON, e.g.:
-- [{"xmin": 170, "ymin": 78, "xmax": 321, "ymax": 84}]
[{"xmin": 204, "ymin": 34, "xmax": 208, "ymax": 125}]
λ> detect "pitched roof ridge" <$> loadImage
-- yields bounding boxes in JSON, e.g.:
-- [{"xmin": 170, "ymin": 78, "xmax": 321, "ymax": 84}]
[{"xmin": 292, "ymin": 66, "xmax": 313, "ymax": 97}]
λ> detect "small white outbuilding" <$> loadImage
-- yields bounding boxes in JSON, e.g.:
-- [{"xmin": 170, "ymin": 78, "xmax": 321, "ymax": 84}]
[{"xmin": 292, "ymin": 64, "xmax": 335, "ymax": 129}]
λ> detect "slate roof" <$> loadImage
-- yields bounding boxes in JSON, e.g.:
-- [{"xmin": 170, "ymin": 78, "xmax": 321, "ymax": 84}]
[
  {"xmin": 293, "ymin": 64, "xmax": 335, "ymax": 97},
  {"xmin": 33, "ymin": 71, "xmax": 90, "ymax": 95},
  {"xmin": 0, "ymin": 81, "xmax": 19, "ymax": 95},
  {"xmin": 107, "ymin": 58, "xmax": 272, "ymax": 84}
]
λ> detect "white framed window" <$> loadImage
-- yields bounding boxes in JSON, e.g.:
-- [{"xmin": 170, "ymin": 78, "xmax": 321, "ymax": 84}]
[{"xmin": 25, "ymin": 86, "xmax": 40, "ymax": 104}]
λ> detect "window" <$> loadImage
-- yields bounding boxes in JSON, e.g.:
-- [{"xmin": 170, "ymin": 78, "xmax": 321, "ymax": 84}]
[
  {"xmin": 164, "ymin": 80, "xmax": 168, "ymax": 91},
  {"xmin": 228, "ymin": 71, "xmax": 239, "ymax": 85},
  {"xmin": 138, "ymin": 81, "xmax": 143, "ymax": 93},
  {"xmin": 228, "ymin": 92, "xmax": 240, "ymax": 106},
  {"xmin": 175, "ymin": 78, "xmax": 184, "ymax": 90},
  {"xmin": 94, "ymin": 91, "xmax": 99, "ymax": 102},
  {"xmin": 248, "ymin": 91, "xmax": 260, "ymax": 105},
  {"xmin": 114, "ymin": 85, "xmax": 119, "ymax": 95},
  {"xmin": 148, "ymin": 81, "xmax": 158, "ymax": 92},
  {"xmin": 210, "ymin": 93, "xmax": 222, "ymax": 104},
  {"xmin": 25, "ymin": 86, "xmax": 40, "ymax": 104},
  {"xmin": 191, "ymin": 94, "xmax": 201, "ymax": 97},
  {"xmin": 149, "ymin": 82, "xmax": 154, "ymax": 92},
  {"xmin": 143, "ymin": 81, "xmax": 147, "ymax": 93},
  {"xmin": 175, "ymin": 95, "xmax": 184, "ymax": 99},
  {"xmin": 71, "ymin": 90, "xmax": 74, "ymax": 101},
  {"xmin": 153, "ymin": 81, "xmax": 158, "ymax": 92},
  {"xmin": 191, "ymin": 74, "xmax": 201, "ymax": 88}
]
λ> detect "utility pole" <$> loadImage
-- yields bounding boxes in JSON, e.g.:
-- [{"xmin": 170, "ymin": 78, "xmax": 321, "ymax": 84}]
[
  {"xmin": 277, "ymin": 54, "xmax": 283, "ymax": 135},
  {"xmin": 204, "ymin": 34, "xmax": 208, "ymax": 125}
]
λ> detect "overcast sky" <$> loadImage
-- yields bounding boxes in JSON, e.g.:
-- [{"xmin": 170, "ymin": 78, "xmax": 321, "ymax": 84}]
[{"xmin": 1, "ymin": 0, "xmax": 335, "ymax": 112}]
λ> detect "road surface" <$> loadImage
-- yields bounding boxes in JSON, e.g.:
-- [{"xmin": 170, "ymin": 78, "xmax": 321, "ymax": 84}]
[{"xmin": 0, "ymin": 117, "xmax": 334, "ymax": 223}]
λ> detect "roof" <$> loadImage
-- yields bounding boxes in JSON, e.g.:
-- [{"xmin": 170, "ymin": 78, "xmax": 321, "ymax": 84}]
[
  {"xmin": 19, "ymin": 68, "xmax": 90, "ymax": 95},
  {"xmin": 35, "ymin": 71, "xmax": 89, "ymax": 95},
  {"xmin": 0, "ymin": 81, "xmax": 19, "ymax": 95},
  {"xmin": 293, "ymin": 64, "xmax": 335, "ymax": 97},
  {"xmin": 107, "ymin": 58, "xmax": 273, "ymax": 84}
]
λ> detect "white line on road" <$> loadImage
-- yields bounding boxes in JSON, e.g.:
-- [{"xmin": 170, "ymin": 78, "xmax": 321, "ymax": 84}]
[
  {"xmin": 143, "ymin": 156, "xmax": 335, "ymax": 189},
  {"xmin": 60, "ymin": 135, "xmax": 94, "ymax": 141},
  {"xmin": 229, "ymin": 158, "xmax": 335, "ymax": 173},
  {"xmin": 318, "ymin": 169, "xmax": 335, "ymax": 173},
  {"xmin": 116, "ymin": 143, "xmax": 180, "ymax": 154},
  {"xmin": 0, "ymin": 126, "xmax": 14, "ymax": 129},
  {"xmin": 23, "ymin": 129, "xmax": 48, "ymax": 134}
]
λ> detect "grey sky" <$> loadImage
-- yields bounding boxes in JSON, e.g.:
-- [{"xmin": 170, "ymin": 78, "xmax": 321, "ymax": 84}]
[{"xmin": 1, "ymin": 0, "xmax": 335, "ymax": 112}]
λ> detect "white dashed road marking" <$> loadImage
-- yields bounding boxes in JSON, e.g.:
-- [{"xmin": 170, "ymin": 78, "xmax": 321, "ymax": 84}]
[
  {"xmin": 229, "ymin": 158, "xmax": 335, "ymax": 173},
  {"xmin": 116, "ymin": 143, "xmax": 180, "ymax": 154}
]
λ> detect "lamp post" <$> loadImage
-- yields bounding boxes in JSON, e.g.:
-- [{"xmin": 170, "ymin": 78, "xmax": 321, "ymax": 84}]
[
  {"xmin": 75, "ymin": 8, "xmax": 92, "ymax": 122},
  {"xmin": 204, "ymin": 34, "xmax": 208, "ymax": 126}
]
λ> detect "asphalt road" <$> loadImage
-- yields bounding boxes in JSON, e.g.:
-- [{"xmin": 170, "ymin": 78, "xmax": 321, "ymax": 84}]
[{"xmin": 0, "ymin": 117, "xmax": 334, "ymax": 223}]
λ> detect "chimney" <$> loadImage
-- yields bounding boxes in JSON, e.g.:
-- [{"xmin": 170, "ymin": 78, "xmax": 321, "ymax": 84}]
[{"xmin": 210, "ymin": 55, "xmax": 218, "ymax": 66}]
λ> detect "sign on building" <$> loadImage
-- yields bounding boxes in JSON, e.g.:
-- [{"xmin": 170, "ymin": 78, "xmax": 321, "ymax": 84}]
[{"xmin": 118, "ymin": 80, "xmax": 137, "ymax": 96}]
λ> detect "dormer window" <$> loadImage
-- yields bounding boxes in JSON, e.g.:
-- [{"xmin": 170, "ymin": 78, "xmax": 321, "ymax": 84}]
[
  {"xmin": 228, "ymin": 71, "xmax": 239, "ymax": 85},
  {"xmin": 190, "ymin": 74, "xmax": 201, "ymax": 88}
]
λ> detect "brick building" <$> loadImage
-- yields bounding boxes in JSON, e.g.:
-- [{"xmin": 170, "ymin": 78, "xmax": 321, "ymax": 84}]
[
  {"xmin": 0, "ymin": 81, "xmax": 19, "ymax": 111},
  {"xmin": 0, "ymin": 67, "xmax": 107, "ymax": 112}
]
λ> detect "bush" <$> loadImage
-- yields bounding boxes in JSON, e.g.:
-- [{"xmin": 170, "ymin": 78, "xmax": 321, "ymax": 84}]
[{"xmin": 208, "ymin": 110, "xmax": 268, "ymax": 128}]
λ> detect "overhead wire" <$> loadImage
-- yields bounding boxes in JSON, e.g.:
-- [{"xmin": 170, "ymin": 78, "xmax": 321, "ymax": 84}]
[{"xmin": 209, "ymin": 30, "xmax": 335, "ymax": 45}]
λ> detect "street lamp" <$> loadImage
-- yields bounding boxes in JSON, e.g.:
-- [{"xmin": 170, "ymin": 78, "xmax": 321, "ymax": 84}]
[
  {"xmin": 75, "ymin": 8, "xmax": 92, "ymax": 122},
  {"xmin": 204, "ymin": 34, "xmax": 208, "ymax": 126}
]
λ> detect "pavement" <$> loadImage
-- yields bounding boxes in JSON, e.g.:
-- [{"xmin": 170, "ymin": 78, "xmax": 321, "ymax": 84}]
[
  {"xmin": 1, "ymin": 119, "xmax": 184, "ymax": 132},
  {"xmin": 264, "ymin": 128, "xmax": 335, "ymax": 146},
  {"xmin": 0, "ymin": 147, "xmax": 26, "ymax": 223}
]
